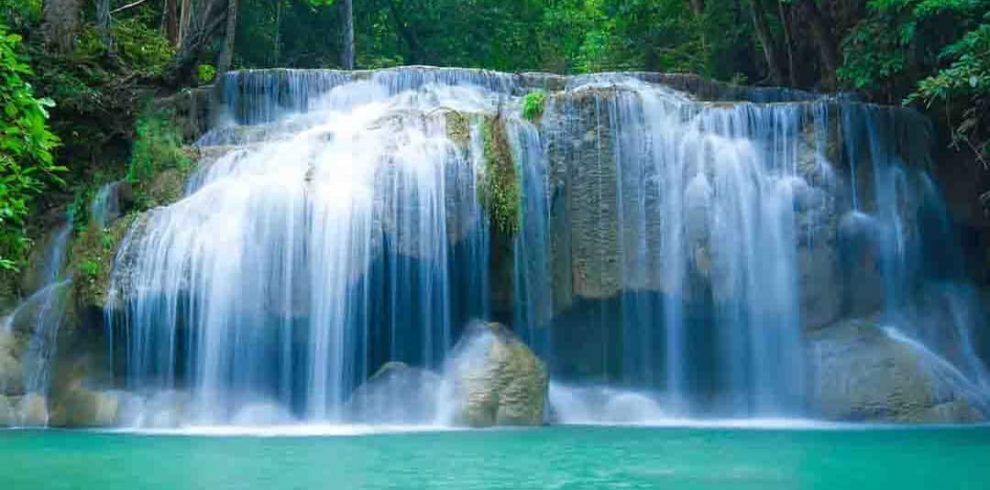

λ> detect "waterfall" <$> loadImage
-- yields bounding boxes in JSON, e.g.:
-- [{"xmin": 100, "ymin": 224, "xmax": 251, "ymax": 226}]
[
  {"xmin": 20, "ymin": 280, "xmax": 71, "ymax": 396},
  {"xmin": 20, "ymin": 220, "xmax": 73, "ymax": 398},
  {"xmin": 1, "ymin": 218, "xmax": 73, "ymax": 426},
  {"xmin": 111, "ymin": 75, "xmax": 495, "ymax": 423},
  {"xmin": 104, "ymin": 67, "xmax": 989, "ymax": 426},
  {"xmin": 90, "ymin": 182, "xmax": 124, "ymax": 229}
]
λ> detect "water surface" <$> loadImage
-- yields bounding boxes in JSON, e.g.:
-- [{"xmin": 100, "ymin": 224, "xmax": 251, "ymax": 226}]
[{"xmin": 2, "ymin": 425, "xmax": 988, "ymax": 489}]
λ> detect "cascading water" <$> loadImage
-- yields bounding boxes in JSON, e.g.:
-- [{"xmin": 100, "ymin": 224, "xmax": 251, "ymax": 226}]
[
  {"xmin": 111, "ymin": 72, "xmax": 498, "ymax": 424},
  {"xmin": 90, "ymin": 182, "xmax": 125, "ymax": 229},
  {"xmin": 536, "ymin": 80, "xmax": 816, "ymax": 415},
  {"xmin": 1, "ymin": 219, "xmax": 73, "ymax": 426},
  {"xmin": 104, "ymin": 67, "xmax": 990, "ymax": 426}
]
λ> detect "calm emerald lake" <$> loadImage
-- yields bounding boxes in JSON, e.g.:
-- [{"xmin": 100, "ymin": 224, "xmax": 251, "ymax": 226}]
[{"xmin": 2, "ymin": 425, "xmax": 989, "ymax": 489}]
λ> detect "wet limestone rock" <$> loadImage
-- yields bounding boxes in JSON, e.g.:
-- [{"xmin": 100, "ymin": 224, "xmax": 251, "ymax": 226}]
[
  {"xmin": 808, "ymin": 317, "xmax": 986, "ymax": 423},
  {"xmin": 0, "ymin": 330, "xmax": 24, "ymax": 396},
  {"xmin": 0, "ymin": 395, "xmax": 15, "ymax": 426},
  {"xmin": 49, "ymin": 383, "xmax": 121, "ymax": 427},
  {"xmin": 447, "ymin": 321, "xmax": 548, "ymax": 427},
  {"xmin": 18, "ymin": 393, "xmax": 49, "ymax": 426}
]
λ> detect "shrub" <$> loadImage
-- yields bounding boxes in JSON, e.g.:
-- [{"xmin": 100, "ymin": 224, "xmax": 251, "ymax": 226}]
[
  {"xmin": 521, "ymin": 90, "xmax": 547, "ymax": 122},
  {"xmin": 126, "ymin": 110, "xmax": 192, "ymax": 186},
  {"xmin": 0, "ymin": 25, "xmax": 63, "ymax": 271}
]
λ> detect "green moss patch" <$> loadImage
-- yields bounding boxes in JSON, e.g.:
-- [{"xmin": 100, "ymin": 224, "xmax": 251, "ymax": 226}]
[
  {"xmin": 479, "ymin": 115, "xmax": 521, "ymax": 236},
  {"xmin": 444, "ymin": 110, "xmax": 472, "ymax": 148},
  {"xmin": 68, "ymin": 214, "xmax": 138, "ymax": 311}
]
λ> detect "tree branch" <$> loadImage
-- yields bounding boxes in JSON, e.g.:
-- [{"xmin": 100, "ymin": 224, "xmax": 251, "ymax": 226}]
[{"xmin": 111, "ymin": 0, "xmax": 152, "ymax": 15}]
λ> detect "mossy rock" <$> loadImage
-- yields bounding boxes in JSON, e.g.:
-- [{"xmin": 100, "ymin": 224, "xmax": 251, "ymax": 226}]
[
  {"xmin": 0, "ymin": 270, "xmax": 19, "ymax": 313},
  {"xmin": 69, "ymin": 214, "xmax": 140, "ymax": 312},
  {"xmin": 444, "ymin": 110, "xmax": 472, "ymax": 149},
  {"xmin": 449, "ymin": 321, "xmax": 548, "ymax": 427},
  {"xmin": 478, "ymin": 115, "xmax": 521, "ymax": 236},
  {"xmin": 143, "ymin": 164, "xmax": 193, "ymax": 208},
  {"xmin": 49, "ymin": 383, "xmax": 121, "ymax": 428},
  {"xmin": 0, "ymin": 395, "xmax": 15, "ymax": 426},
  {"xmin": 808, "ymin": 317, "xmax": 985, "ymax": 423},
  {"xmin": 0, "ymin": 331, "xmax": 24, "ymax": 397}
]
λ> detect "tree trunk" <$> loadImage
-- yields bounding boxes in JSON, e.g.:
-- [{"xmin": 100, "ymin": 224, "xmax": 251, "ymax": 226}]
[
  {"xmin": 797, "ymin": 0, "xmax": 839, "ymax": 89},
  {"xmin": 164, "ymin": 0, "xmax": 180, "ymax": 46},
  {"xmin": 97, "ymin": 0, "xmax": 112, "ymax": 50},
  {"xmin": 748, "ymin": 0, "xmax": 784, "ymax": 85},
  {"xmin": 41, "ymin": 0, "xmax": 82, "ymax": 53},
  {"xmin": 777, "ymin": 0, "xmax": 796, "ymax": 86},
  {"xmin": 164, "ymin": 0, "xmax": 228, "ymax": 88},
  {"xmin": 340, "ymin": 0, "xmax": 354, "ymax": 69},
  {"xmin": 178, "ymin": 0, "xmax": 193, "ymax": 46},
  {"xmin": 217, "ymin": 0, "xmax": 239, "ymax": 74}
]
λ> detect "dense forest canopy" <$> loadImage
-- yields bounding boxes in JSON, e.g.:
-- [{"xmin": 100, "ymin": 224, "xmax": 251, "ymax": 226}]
[{"xmin": 0, "ymin": 0, "xmax": 988, "ymax": 273}]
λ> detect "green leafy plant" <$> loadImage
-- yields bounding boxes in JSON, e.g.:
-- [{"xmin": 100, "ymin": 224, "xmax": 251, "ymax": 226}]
[
  {"xmin": 77, "ymin": 258, "xmax": 101, "ymax": 279},
  {"xmin": 0, "ymin": 25, "xmax": 63, "ymax": 271},
  {"xmin": 127, "ymin": 110, "xmax": 192, "ymax": 186},
  {"xmin": 197, "ymin": 64, "xmax": 217, "ymax": 84},
  {"xmin": 907, "ymin": 24, "xmax": 990, "ymax": 164},
  {"xmin": 521, "ymin": 90, "xmax": 547, "ymax": 122}
]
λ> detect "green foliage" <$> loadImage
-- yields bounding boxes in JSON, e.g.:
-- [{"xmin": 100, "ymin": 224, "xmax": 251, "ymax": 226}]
[
  {"xmin": 72, "ymin": 16, "xmax": 176, "ymax": 77},
  {"xmin": 109, "ymin": 19, "xmax": 176, "ymax": 76},
  {"xmin": 838, "ymin": 16, "xmax": 908, "ymax": 93},
  {"xmin": 0, "ymin": 0, "xmax": 41, "ymax": 31},
  {"xmin": 69, "ymin": 213, "xmax": 137, "ymax": 309},
  {"xmin": 478, "ymin": 116, "xmax": 520, "ymax": 236},
  {"xmin": 910, "ymin": 25, "xmax": 990, "ymax": 105},
  {"xmin": 839, "ymin": 0, "xmax": 990, "ymax": 176},
  {"xmin": 909, "ymin": 23, "xmax": 990, "ymax": 163},
  {"xmin": 228, "ymin": 0, "xmax": 758, "ymax": 77},
  {"xmin": 127, "ymin": 110, "xmax": 192, "ymax": 187},
  {"xmin": 67, "ymin": 186, "xmax": 94, "ymax": 233},
  {"xmin": 19, "ymin": 4, "xmax": 175, "ymax": 199},
  {"xmin": 840, "ymin": 0, "xmax": 988, "ymax": 97},
  {"xmin": 0, "ymin": 25, "xmax": 63, "ymax": 271},
  {"xmin": 77, "ymin": 257, "xmax": 101, "ymax": 280},
  {"xmin": 521, "ymin": 90, "xmax": 547, "ymax": 122},
  {"xmin": 197, "ymin": 64, "xmax": 217, "ymax": 84}
]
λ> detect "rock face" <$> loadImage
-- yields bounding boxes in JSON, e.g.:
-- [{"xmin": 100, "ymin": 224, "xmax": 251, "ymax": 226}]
[
  {"xmin": 345, "ymin": 361, "xmax": 441, "ymax": 424},
  {"xmin": 446, "ymin": 321, "xmax": 548, "ymax": 427},
  {"xmin": 0, "ymin": 395, "xmax": 15, "ymax": 426},
  {"xmin": 49, "ymin": 384, "xmax": 121, "ymax": 427},
  {"xmin": 18, "ymin": 393, "xmax": 50, "ymax": 426},
  {"xmin": 808, "ymin": 318, "xmax": 986, "ymax": 423},
  {"xmin": 0, "ymin": 330, "xmax": 24, "ymax": 396}
]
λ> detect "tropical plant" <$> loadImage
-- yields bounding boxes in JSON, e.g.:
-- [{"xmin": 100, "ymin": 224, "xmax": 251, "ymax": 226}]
[{"xmin": 0, "ymin": 24, "xmax": 62, "ymax": 271}]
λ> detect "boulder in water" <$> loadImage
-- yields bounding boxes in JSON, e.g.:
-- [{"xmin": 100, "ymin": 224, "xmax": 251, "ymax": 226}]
[
  {"xmin": 808, "ymin": 317, "xmax": 986, "ymax": 423},
  {"xmin": 0, "ymin": 330, "xmax": 24, "ymax": 396},
  {"xmin": 345, "ymin": 361, "xmax": 442, "ymax": 424},
  {"xmin": 17, "ymin": 393, "xmax": 49, "ymax": 426},
  {"xmin": 49, "ymin": 384, "xmax": 121, "ymax": 428},
  {"xmin": 446, "ymin": 321, "xmax": 548, "ymax": 427},
  {"xmin": 0, "ymin": 395, "xmax": 15, "ymax": 426}
]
